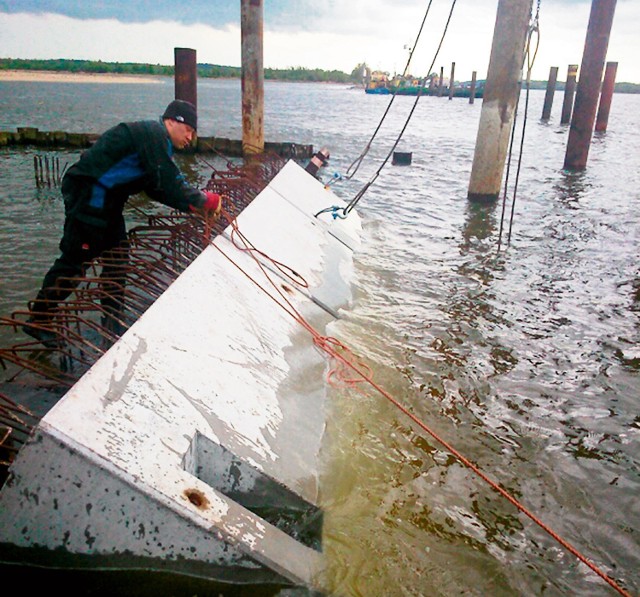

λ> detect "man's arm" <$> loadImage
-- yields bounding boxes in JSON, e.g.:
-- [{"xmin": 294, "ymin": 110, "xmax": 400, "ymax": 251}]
[{"xmin": 126, "ymin": 120, "xmax": 209, "ymax": 212}]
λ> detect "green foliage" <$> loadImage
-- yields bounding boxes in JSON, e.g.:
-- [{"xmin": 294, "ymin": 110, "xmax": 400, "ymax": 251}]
[
  {"xmin": 350, "ymin": 62, "xmax": 368, "ymax": 81},
  {"xmin": 0, "ymin": 57, "xmax": 173, "ymax": 76},
  {"xmin": 264, "ymin": 66, "xmax": 351, "ymax": 83},
  {"xmin": 612, "ymin": 81, "xmax": 640, "ymax": 94},
  {"xmin": 0, "ymin": 58, "xmax": 364, "ymax": 84},
  {"xmin": 5, "ymin": 58, "xmax": 635, "ymax": 91},
  {"xmin": 197, "ymin": 63, "xmax": 241, "ymax": 78},
  {"xmin": 527, "ymin": 79, "xmax": 639, "ymax": 93}
]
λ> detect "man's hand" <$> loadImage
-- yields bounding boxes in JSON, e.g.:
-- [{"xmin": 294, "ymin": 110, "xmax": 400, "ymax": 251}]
[
  {"xmin": 203, "ymin": 191, "xmax": 222, "ymax": 216},
  {"xmin": 190, "ymin": 191, "xmax": 223, "ymax": 222}
]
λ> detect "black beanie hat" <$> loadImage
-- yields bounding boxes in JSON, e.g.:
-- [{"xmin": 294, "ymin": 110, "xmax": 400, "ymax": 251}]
[{"xmin": 162, "ymin": 99, "xmax": 197, "ymax": 131}]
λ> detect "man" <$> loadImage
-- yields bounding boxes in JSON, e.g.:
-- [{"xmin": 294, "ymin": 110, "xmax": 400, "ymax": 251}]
[{"xmin": 23, "ymin": 99, "xmax": 221, "ymax": 348}]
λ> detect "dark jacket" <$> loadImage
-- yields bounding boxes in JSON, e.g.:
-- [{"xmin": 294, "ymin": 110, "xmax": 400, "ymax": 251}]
[{"xmin": 62, "ymin": 119, "xmax": 206, "ymax": 228}]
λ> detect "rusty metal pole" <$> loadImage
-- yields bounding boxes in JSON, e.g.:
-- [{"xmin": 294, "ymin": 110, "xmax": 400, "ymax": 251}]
[
  {"xmin": 541, "ymin": 66, "xmax": 558, "ymax": 121},
  {"xmin": 429, "ymin": 74, "xmax": 436, "ymax": 94},
  {"xmin": 563, "ymin": 0, "xmax": 617, "ymax": 170},
  {"xmin": 448, "ymin": 62, "xmax": 456, "ymax": 100},
  {"xmin": 560, "ymin": 64, "xmax": 578, "ymax": 124},
  {"xmin": 467, "ymin": 0, "xmax": 533, "ymax": 202},
  {"xmin": 174, "ymin": 48, "xmax": 197, "ymax": 108},
  {"xmin": 469, "ymin": 71, "xmax": 477, "ymax": 104},
  {"xmin": 241, "ymin": 0, "xmax": 265, "ymax": 156},
  {"xmin": 595, "ymin": 61, "xmax": 617, "ymax": 132}
]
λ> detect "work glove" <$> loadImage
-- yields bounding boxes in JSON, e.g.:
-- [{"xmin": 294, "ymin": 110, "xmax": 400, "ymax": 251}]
[{"xmin": 203, "ymin": 191, "xmax": 222, "ymax": 216}]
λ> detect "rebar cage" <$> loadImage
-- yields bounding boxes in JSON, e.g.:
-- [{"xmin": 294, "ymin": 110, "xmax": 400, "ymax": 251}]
[{"xmin": 0, "ymin": 152, "xmax": 289, "ymax": 482}]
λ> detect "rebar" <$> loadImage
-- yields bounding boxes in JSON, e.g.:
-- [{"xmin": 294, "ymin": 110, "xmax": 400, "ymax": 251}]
[
  {"xmin": 34, "ymin": 153, "xmax": 67, "ymax": 188},
  {"xmin": 0, "ymin": 390, "xmax": 39, "ymax": 483},
  {"xmin": 0, "ymin": 152, "xmax": 288, "ymax": 464}
]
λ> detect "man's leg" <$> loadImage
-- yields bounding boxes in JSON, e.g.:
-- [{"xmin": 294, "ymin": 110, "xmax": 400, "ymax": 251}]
[
  {"xmin": 99, "ymin": 216, "xmax": 129, "ymax": 335},
  {"xmin": 23, "ymin": 254, "xmax": 86, "ymax": 347},
  {"xmin": 24, "ymin": 215, "xmax": 97, "ymax": 346},
  {"xmin": 29, "ymin": 254, "xmax": 85, "ymax": 321}
]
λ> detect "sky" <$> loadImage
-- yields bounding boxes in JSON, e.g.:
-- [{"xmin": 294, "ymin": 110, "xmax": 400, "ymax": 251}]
[{"xmin": 0, "ymin": 0, "xmax": 638, "ymax": 84}]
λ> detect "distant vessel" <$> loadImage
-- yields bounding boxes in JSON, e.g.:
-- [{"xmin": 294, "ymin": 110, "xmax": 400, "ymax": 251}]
[
  {"xmin": 364, "ymin": 69, "xmax": 391, "ymax": 94},
  {"xmin": 365, "ymin": 72, "xmax": 485, "ymax": 99},
  {"xmin": 365, "ymin": 86, "xmax": 391, "ymax": 95}
]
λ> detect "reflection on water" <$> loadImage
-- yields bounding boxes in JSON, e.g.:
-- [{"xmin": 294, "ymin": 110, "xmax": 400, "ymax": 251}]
[
  {"xmin": 555, "ymin": 169, "xmax": 592, "ymax": 204},
  {"xmin": 1, "ymin": 80, "xmax": 639, "ymax": 596}
]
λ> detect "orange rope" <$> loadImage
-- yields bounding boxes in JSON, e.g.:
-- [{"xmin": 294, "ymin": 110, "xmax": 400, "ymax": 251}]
[{"xmin": 206, "ymin": 206, "xmax": 631, "ymax": 597}]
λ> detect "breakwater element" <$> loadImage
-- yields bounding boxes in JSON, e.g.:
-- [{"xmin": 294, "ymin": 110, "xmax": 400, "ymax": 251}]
[
  {"xmin": 0, "ymin": 127, "xmax": 314, "ymax": 159},
  {"xmin": 0, "ymin": 157, "xmax": 361, "ymax": 592}
]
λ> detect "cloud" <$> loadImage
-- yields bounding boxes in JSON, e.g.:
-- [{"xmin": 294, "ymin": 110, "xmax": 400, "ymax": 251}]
[
  {"xmin": 0, "ymin": 12, "xmax": 241, "ymax": 66},
  {"xmin": 0, "ymin": 1, "xmax": 638, "ymax": 83},
  {"xmin": 0, "ymin": 0, "xmax": 320, "ymax": 29},
  {"xmin": 0, "ymin": 0, "xmax": 239, "ymax": 26}
]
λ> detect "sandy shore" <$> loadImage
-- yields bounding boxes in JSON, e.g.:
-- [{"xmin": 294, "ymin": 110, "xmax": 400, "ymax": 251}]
[{"xmin": 0, "ymin": 70, "xmax": 164, "ymax": 84}]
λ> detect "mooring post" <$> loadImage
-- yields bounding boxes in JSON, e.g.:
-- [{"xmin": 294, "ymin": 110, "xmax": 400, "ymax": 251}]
[
  {"xmin": 241, "ymin": 0, "xmax": 265, "ymax": 156},
  {"xmin": 469, "ymin": 71, "xmax": 477, "ymax": 104},
  {"xmin": 563, "ymin": 0, "xmax": 617, "ymax": 170},
  {"xmin": 438, "ymin": 66, "xmax": 444, "ymax": 97},
  {"xmin": 448, "ymin": 62, "xmax": 456, "ymax": 100},
  {"xmin": 560, "ymin": 64, "xmax": 578, "ymax": 124},
  {"xmin": 467, "ymin": 0, "xmax": 534, "ymax": 202},
  {"xmin": 174, "ymin": 48, "xmax": 197, "ymax": 108},
  {"xmin": 595, "ymin": 61, "xmax": 617, "ymax": 132},
  {"xmin": 541, "ymin": 66, "xmax": 558, "ymax": 121},
  {"xmin": 174, "ymin": 47, "xmax": 198, "ymax": 151},
  {"xmin": 429, "ymin": 74, "xmax": 436, "ymax": 94}
]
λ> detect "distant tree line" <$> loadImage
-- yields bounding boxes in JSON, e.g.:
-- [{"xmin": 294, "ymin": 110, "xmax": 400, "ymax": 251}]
[
  {"xmin": 0, "ymin": 58, "xmax": 172, "ymax": 76},
  {"xmin": 1, "ymin": 58, "xmax": 638, "ymax": 92},
  {"xmin": 0, "ymin": 58, "xmax": 364, "ymax": 84}
]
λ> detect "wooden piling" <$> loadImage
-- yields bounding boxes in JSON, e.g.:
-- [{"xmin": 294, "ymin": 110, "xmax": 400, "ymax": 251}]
[
  {"xmin": 438, "ymin": 67, "xmax": 444, "ymax": 97},
  {"xmin": 469, "ymin": 71, "xmax": 477, "ymax": 104},
  {"xmin": 174, "ymin": 48, "xmax": 197, "ymax": 109},
  {"xmin": 467, "ymin": 0, "xmax": 534, "ymax": 202},
  {"xmin": 564, "ymin": 0, "xmax": 617, "ymax": 170},
  {"xmin": 448, "ymin": 62, "xmax": 456, "ymax": 100},
  {"xmin": 241, "ymin": 0, "xmax": 265, "ymax": 156},
  {"xmin": 541, "ymin": 66, "xmax": 558, "ymax": 121},
  {"xmin": 561, "ymin": 64, "xmax": 578, "ymax": 124},
  {"xmin": 595, "ymin": 61, "xmax": 617, "ymax": 132}
]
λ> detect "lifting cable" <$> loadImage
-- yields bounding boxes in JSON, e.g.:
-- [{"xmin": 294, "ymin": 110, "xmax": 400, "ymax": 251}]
[
  {"xmin": 315, "ymin": 0, "xmax": 457, "ymax": 220},
  {"xmin": 342, "ymin": 0, "xmax": 457, "ymax": 218},
  {"xmin": 497, "ymin": 0, "xmax": 541, "ymax": 252},
  {"xmin": 342, "ymin": 0, "xmax": 435, "ymax": 182},
  {"xmin": 204, "ymin": 204, "xmax": 631, "ymax": 597}
]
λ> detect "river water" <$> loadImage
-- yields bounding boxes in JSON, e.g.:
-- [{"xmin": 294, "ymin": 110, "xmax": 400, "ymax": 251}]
[{"xmin": 1, "ymin": 77, "xmax": 639, "ymax": 596}]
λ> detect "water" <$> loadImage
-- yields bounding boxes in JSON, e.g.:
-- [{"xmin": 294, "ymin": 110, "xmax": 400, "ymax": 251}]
[{"xmin": 1, "ymin": 77, "xmax": 639, "ymax": 596}]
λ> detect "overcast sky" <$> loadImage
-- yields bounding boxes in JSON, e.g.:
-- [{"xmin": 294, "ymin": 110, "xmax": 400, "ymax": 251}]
[{"xmin": 1, "ymin": 0, "xmax": 638, "ymax": 83}]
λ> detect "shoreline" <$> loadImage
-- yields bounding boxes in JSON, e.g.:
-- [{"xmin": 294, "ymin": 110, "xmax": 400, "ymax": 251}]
[
  {"xmin": 0, "ymin": 70, "xmax": 164, "ymax": 84},
  {"xmin": 0, "ymin": 69, "xmax": 355, "ymax": 86}
]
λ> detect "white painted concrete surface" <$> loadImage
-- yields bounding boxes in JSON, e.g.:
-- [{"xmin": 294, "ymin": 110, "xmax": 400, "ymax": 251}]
[{"xmin": 0, "ymin": 160, "xmax": 361, "ymax": 590}]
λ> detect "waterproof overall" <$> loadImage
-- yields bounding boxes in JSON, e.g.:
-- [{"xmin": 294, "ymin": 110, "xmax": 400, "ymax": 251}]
[{"xmin": 29, "ymin": 118, "xmax": 206, "ymax": 323}]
